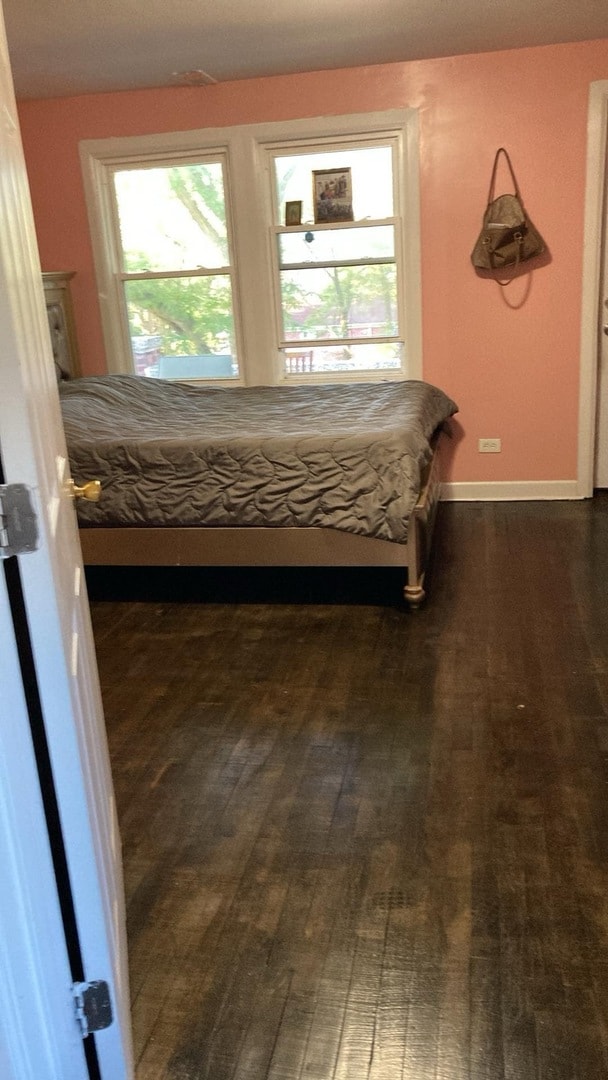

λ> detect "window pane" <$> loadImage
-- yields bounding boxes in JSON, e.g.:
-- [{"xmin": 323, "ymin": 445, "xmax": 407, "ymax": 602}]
[
  {"xmin": 278, "ymin": 225, "xmax": 395, "ymax": 265},
  {"xmin": 283, "ymin": 341, "xmax": 402, "ymax": 376},
  {"xmin": 280, "ymin": 264, "xmax": 398, "ymax": 342},
  {"xmin": 273, "ymin": 145, "xmax": 394, "ymax": 224},
  {"xmin": 113, "ymin": 162, "xmax": 229, "ymax": 272},
  {"xmin": 125, "ymin": 275, "xmax": 238, "ymax": 380}
]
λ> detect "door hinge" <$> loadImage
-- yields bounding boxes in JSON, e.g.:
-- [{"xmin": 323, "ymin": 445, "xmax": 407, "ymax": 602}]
[
  {"xmin": 72, "ymin": 980, "xmax": 114, "ymax": 1037},
  {"xmin": 0, "ymin": 484, "xmax": 38, "ymax": 558}
]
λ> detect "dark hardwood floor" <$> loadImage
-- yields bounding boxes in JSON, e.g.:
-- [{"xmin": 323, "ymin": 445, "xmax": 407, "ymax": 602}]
[{"xmin": 89, "ymin": 498, "xmax": 608, "ymax": 1080}]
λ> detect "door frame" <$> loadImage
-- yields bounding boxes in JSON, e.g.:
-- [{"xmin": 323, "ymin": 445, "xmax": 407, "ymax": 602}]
[{"xmin": 579, "ymin": 79, "xmax": 608, "ymax": 496}]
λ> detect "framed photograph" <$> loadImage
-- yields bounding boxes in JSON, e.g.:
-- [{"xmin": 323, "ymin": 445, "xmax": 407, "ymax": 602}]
[
  {"xmin": 313, "ymin": 167, "xmax": 354, "ymax": 224},
  {"xmin": 285, "ymin": 200, "xmax": 302, "ymax": 226}
]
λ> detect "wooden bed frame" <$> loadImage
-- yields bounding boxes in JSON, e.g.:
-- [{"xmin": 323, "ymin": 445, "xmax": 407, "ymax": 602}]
[{"xmin": 78, "ymin": 434, "xmax": 444, "ymax": 608}]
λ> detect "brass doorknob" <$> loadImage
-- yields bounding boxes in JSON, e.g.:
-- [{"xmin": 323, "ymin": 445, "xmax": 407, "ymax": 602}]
[{"xmin": 68, "ymin": 479, "xmax": 102, "ymax": 502}]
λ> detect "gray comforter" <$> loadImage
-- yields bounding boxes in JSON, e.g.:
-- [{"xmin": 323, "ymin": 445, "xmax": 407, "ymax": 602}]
[{"xmin": 59, "ymin": 376, "xmax": 458, "ymax": 544}]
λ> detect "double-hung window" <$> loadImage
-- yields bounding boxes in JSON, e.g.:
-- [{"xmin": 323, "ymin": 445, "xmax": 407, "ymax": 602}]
[
  {"xmin": 81, "ymin": 110, "xmax": 421, "ymax": 386},
  {"xmin": 268, "ymin": 141, "xmax": 407, "ymax": 380},
  {"xmin": 90, "ymin": 151, "xmax": 242, "ymax": 381}
]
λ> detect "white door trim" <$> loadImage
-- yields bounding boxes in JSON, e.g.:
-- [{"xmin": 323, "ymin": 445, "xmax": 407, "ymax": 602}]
[{"xmin": 579, "ymin": 80, "xmax": 608, "ymax": 497}]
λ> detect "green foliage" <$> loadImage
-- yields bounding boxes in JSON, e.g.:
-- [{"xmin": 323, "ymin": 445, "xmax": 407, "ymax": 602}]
[
  {"xmin": 282, "ymin": 263, "xmax": 397, "ymax": 345},
  {"xmin": 126, "ymin": 162, "xmax": 233, "ymax": 355},
  {"xmin": 166, "ymin": 164, "xmax": 228, "ymax": 261},
  {"xmin": 124, "ymin": 160, "xmax": 396, "ymax": 364},
  {"xmin": 126, "ymin": 274, "xmax": 232, "ymax": 355}
]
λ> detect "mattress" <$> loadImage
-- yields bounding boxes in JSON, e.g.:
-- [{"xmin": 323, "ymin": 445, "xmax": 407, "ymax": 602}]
[{"xmin": 59, "ymin": 376, "xmax": 458, "ymax": 543}]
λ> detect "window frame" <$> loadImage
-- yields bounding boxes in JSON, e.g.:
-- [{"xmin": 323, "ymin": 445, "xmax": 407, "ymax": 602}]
[
  {"xmin": 80, "ymin": 109, "xmax": 421, "ymax": 386},
  {"xmin": 267, "ymin": 135, "xmax": 404, "ymax": 382}
]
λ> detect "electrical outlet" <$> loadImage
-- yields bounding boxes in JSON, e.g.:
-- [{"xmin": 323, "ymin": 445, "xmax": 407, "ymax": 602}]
[{"xmin": 478, "ymin": 438, "xmax": 501, "ymax": 453}]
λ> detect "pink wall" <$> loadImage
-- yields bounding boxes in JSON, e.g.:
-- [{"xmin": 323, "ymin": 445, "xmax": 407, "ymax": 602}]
[{"xmin": 17, "ymin": 39, "xmax": 608, "ymax": 485}]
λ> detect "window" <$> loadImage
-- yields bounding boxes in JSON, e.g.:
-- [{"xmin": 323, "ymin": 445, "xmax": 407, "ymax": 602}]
[
  {"xmin": 270, "ymin": 143, "xmax": 403, "ymax": 379},
  {"xmin": 81, "ymin": 110, "xmax": 421, "ymax": 385},
  {"xmin": 111, "ymin": 158, "xmax": 239, "ymax": 380}
]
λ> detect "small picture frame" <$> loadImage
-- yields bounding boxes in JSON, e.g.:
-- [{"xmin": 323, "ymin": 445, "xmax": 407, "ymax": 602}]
[
  {"xmin": 313, "ymin": 167, "xmax": 354, "ymax": 224},
  {"xmin": 285, "ymin": 200, "xmax": 302, "ymax": 226}
]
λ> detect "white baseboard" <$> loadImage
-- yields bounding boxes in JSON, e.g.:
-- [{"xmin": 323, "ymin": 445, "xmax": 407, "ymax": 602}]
[{"xmin": 441, "ymin": 480, "xmax": 581, "ymax": 501}]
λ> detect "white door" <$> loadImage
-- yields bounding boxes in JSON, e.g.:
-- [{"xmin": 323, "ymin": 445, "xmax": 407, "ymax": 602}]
[{"xmin": 0, "ymin": 3, "xmax": 133, "ymax": 1077}]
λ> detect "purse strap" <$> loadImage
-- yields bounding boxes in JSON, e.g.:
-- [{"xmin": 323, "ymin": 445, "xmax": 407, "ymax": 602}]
[
  {"xmin": 487, "ymin": 147, "xmax": 522, "ymax": 205},
  {"xmin": 491, "ymin": 238, "xmax": 523, "ymax": 286}
]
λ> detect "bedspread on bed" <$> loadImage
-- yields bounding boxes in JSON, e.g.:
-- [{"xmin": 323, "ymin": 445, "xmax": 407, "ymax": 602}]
[{"xmin": 59, "ymin": 376, "xmax": 458, "ymax": 543}]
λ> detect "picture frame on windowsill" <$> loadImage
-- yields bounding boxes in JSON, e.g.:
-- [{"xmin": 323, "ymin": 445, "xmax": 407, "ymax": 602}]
[
  {"xmin": 312, "ymin": 168, "xmax": 354, "ymax": 223},
  {"xmin": 285, "ymin": 200, "xmax": 303, "ymax": 226}
]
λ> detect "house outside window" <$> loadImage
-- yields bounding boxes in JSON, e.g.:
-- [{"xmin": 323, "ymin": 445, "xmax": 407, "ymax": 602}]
[{"xmin": 81, "ymin": 110, "xmax": 421, "ymax": 386}]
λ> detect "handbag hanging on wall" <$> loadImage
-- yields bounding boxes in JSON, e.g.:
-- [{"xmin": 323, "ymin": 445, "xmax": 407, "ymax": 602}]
[{"xmin": 471, "ymin": 147, "xmax": 546, "ymax": 283}]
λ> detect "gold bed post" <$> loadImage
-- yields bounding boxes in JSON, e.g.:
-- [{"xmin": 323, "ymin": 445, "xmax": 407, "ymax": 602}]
[{"xmin": 403, "ymin": 435, "xmax": 443, "ymax": 609}]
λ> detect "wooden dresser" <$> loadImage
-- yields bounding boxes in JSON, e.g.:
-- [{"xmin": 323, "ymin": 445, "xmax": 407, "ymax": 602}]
[{"xmin": 42, "ymin": 271, "xmax": 81, "ymax": 379}]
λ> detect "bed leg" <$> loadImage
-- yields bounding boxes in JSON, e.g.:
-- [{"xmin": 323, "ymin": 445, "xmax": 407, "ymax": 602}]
[
  {"xmin": 404, "ymin": 581, "xmax": 425, "ymax": 609},
  {"xmin": 404, "ymin": 504, "xmax": 426, "ymax": 609},
  {"xmin": 402, "ymin": 432, "xmax": 445, "ymax": 610}
]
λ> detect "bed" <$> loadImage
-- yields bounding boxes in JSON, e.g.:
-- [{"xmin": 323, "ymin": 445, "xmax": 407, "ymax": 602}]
[{"xmin": 58, "ymin": 373, "xmax": 458, "ymax": 607}]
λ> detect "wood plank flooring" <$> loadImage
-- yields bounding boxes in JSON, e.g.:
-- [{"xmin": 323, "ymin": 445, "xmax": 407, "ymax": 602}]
[{"xmin": 89, "ymin": 498, "xmax": 608, "ymax": 1080}]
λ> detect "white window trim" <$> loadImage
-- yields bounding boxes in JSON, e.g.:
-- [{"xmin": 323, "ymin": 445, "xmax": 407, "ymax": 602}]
[{"xmin": 80, "ymin": 109, "xmax": 422, "ymax": 385}]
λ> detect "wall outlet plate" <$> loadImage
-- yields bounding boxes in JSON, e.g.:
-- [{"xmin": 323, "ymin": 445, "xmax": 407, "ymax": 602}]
[{"xmin": 479, "ymin": 438, "xmax": 501, "ymax": 453}]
